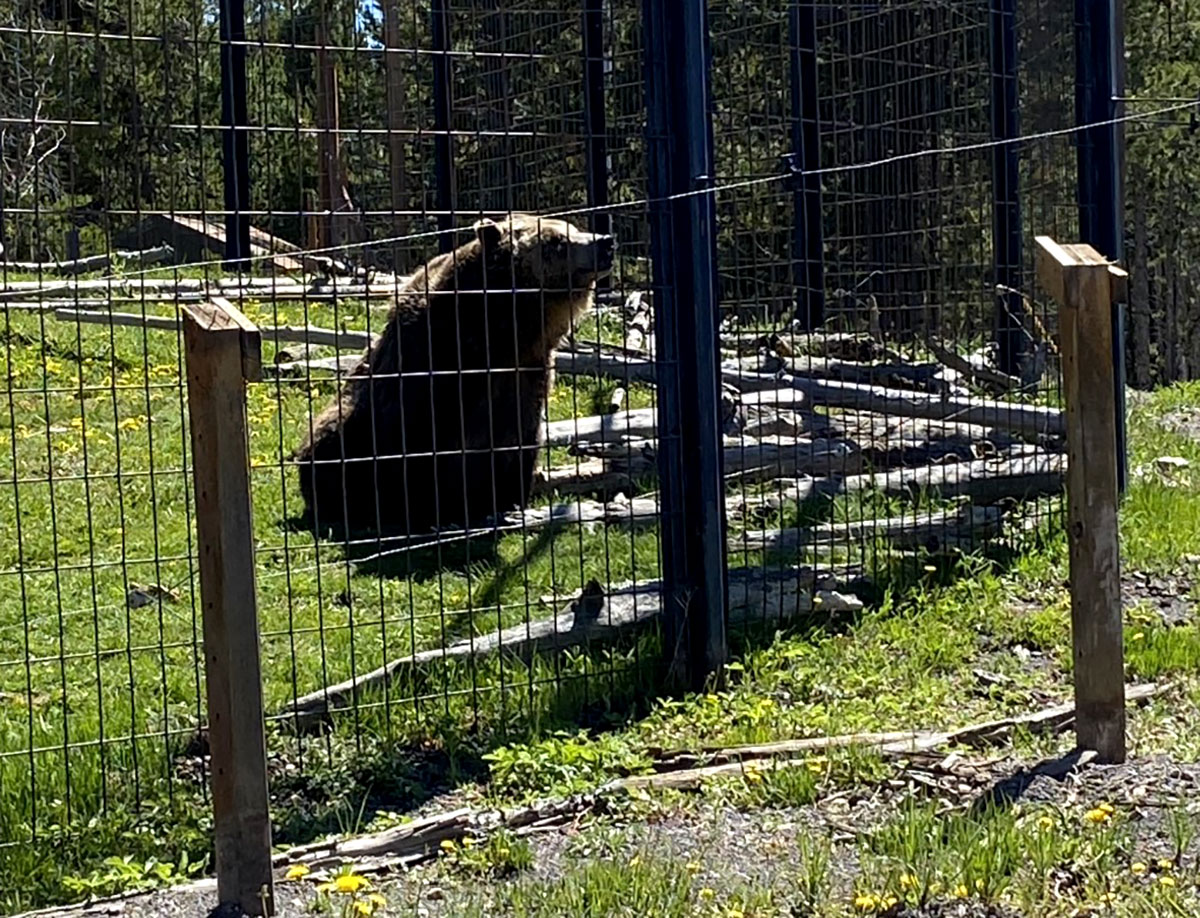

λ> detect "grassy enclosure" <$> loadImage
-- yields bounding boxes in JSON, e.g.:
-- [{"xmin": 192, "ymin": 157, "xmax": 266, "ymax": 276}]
[{"xmin": 0, "ymin": 249, "xmax": 1064, "ymax": 909}]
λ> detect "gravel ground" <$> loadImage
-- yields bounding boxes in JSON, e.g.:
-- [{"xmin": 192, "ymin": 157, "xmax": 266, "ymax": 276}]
[{"xmin": 23, "ymin": 754, "xmax": 1200, "ymax": 918}]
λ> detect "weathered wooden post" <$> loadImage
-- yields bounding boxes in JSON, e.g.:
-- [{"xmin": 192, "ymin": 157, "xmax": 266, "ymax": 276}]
[
  {"xmin": 1035, "ymin": 236, "xmax": 1128, "ymax": 763},
  {"xmin": 183, "ymin": 296, "xmax": 275, "ymax": 915}
]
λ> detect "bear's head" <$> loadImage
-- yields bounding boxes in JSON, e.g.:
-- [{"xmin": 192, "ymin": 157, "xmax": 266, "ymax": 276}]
[{"xmin": 474, "ymin": 213, "xmax": 615, "ymax": 294}]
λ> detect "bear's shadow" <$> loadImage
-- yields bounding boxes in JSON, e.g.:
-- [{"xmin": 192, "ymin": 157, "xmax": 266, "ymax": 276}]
[{"xmin": 282, "ymin": 511, "xmax": 559, "ymax": 643}]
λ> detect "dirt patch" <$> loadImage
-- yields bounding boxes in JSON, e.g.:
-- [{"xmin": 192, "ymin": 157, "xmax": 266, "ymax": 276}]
[
  {"xmin": 40, "ymin": 752, "xmax": 1200, "ymax": 918},
  {"xmin": 1162, "ymin": 407, "xmax": 1200, "ymax": 443},
  {"xmin": 1124, "ymin": 567, "xmax": 1198, "ymax": 627}
]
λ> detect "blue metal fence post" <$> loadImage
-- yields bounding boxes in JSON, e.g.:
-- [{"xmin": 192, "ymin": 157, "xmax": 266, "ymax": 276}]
[
  {"xmin": 787, "ymin": 0, "xmax": 825, "ymax": 331},
  {"xmin": 582, "ymin": 0, "xmax": 610, "ymax": 289},
  {"xmin": 432, "ymin": 0, "xmax": 455, "ymax": 252},
  {"xmin": 1075, "ymin": 0, "xmax": 1127, "ymax": 493},
  {"xmin": 990, "ymin": 0, "xmax": 1025, "ymax": 376},
  {"xmin": 642, "ymin": 0, "xmax": 728, "ymax": 688},
  {"xmin": 218, "ymin": 0, "xmax": 251, "ymax": 270}
]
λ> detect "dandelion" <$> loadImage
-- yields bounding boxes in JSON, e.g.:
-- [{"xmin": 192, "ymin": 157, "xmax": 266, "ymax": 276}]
[
  {"xmin": 1131, "ymin": 863, "xmax": 1148, "ymax": 875},
  {"xmin": 285, "ymin": 864, "xmax": 311, "ymax": 881},
  {"xmin": 1160, "ymin": 876, "xmax": 1177, "ymax": 888},
  {"xmin": 807, "ymin": 761, "xmax": 823, "ymax": 773},
  {"xmin": 699, "ymin": 888, "xmax": 715, "ymax": 901},
  {"xmin": 1158, "ymin": 859, "xmax": 1174, "ymax": 871},
  {"xmin": 686, "ymin": 861, "xmax": 702, "ymax": 875},
  {"xmin": 1085, "ymin": 807, "xmax": 1112, "ymax": 825},
  {"xmin": 953, "ymin": 884, "xmax": 969, "ymax": 899},
  {"xmin": 461, "ymin": 835, "xmax": 476, "ymax": 849},
  {"xmin": 725, "ymin": 910, "xmax": 745, "ymax": 918},
  {"xmin": 853, "ymin": 895, "xmax": 877, "ymax": 912},
  {"xmin": 1038, "ymin": 816, "xmax": 1055, "ymax": 830},
  {"xmin": 1098, "ymin": 803, "xmax": 1115, "ymax": 815},
  {"xmin": 1132, "ymin": 632, "xmax": 1145, "ymax": 642},
  {"xmin": 118, "ymin": 416, "xmax": 144, "ymax": 432},
  {"xmin": 317, "ymin": 873, "xmax": 371, "ymax": 895},
  {"xmin": 629, "ymin": 855, "xmax": 641, "ymax": 867},
  {"xmin": 440, "ymin": 839, "xmax": 457, "ymax": 853},
  {"xmin": 899, "ymin": 873, "xmax": 916, "ymax": 890}
]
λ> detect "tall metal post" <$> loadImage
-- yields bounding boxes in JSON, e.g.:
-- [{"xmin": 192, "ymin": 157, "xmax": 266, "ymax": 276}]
[
  {"xmin": 1075, "ymin": 0, "xmax": 1127, "ymax": 492},
  {"xmin": 218, "ymin": 0, "xmax": 251, "ymax": 270},
  {"xmin": 990, "ymin": 0, "xmax": 1025, "ymax": 376},
  {"xmin": 582, "ymin": 0, "xmax": 610, "ymax": 241},
  {"xmin": 787, "ymin": 0, "xmax": 824, "ymax": 330},
  {"xmin": 432, "ymin": 0, "xmax": 455, "ymax": 253},
  {"xmin": 643, "ymin": 0, "xmax": 728, "ymax": 688}
]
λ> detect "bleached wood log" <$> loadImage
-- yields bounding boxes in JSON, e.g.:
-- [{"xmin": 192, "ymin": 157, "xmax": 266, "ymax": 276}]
[
  {"xmin": 925, "ymin": 339, "xmax": 1023, "ymax": 394},
  {"xmin": 54, "ymin": 309, "xmax": 376, "ymax": 352},
  {"xmin": 3, "ymin": 245, "xmax": 175, "ymax": 276},
  {"xmin": 757, "ymin": 451, "xmax": 1064, "ymax": 509},
  {"xmin": 623, "ymin": 291, "xmax": 652, "ymax": 353},
  {"xmin": 732, "ymin": 372, "xmax": 1064, "ymax": 437},
  {"xmin": 737, "ymin": 505, "xmax": 1005, "ymax": 555},
  {"xmin": 279, "ymin": 567, "xmax": 864, "ymax": 723}
]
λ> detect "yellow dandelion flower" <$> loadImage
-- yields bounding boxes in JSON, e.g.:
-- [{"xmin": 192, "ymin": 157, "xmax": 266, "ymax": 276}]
[
  {"xmin": 1084, "ymin": 808, "xmax": 1111, "ymax": 824},
  {"xmin": 440, "ymin": 839, "xmax": 457, "ymax": 853},
  {"xmin": 686, "ymin": 861, "xmax": 702, "ymax": 875},
  {"xmin": 953, "ymin": 884, "xmax": 969, "ymax": 899},
  {"xmin": 1159, "ymin": 859, "xmax": 1174, "ymax": 871},
  {"xmin": 461, "ymin": 836, "xmax": 476, "ymax": 849},
  {"xmin": 69, "ymin": 417, "xmax": 84, "ymax": 430},
  {"xmin": 807, "ymin": 761, "xmax": 823, "ymax": 773},
  {"xmin": 853, "ymin": 895, "xmax": 876, "ymax": 912},
  {"xmin": 352, "ymin": 901, "xmax": 374, "ymax": 916},
  {"xmin": 118, "ymin": 417, "xmax": 143, "ymax": 432},
  {"xmin": 629, "ymin": 855, "xmax": 641, "ymax": 868},
  {"xmin": 1131, "ymin": 863, "xmax": 1148, "ymax": 875},
  {"xmin": 725, "ymin": 910, "xmax": 745, "ymax": 918},
  {"xmin": 699, "ymin": 888, "xmax": 715, "ymax": 901},
  {"xmin": 284, "ymin": 864, "xmax": 311, "ymax": 881},
  {"xmin": 1038, "ymin": 816, "xmax": 1055, "ymax": 830},
  {"xmin": 1159, "ymin": 876, "xmax": 1177, "ymax": 888},
  {"xmin": 1098, "ymin": 803, "xmax": 1115, "ymax": 814},
  {"xmin": 882, "ymin": 896, "xmax": 898, "ymax": 908},
  {"xmin": 332, "ymin": 873, "xmax": 371, "ymax": 894},
  {"xmin": 1132, "ymin": 632, "xmax": 1145, "ymax": 641},
  {"xmin": 899, "ymin": 873, "xmax": 916, "ymax": 890}
]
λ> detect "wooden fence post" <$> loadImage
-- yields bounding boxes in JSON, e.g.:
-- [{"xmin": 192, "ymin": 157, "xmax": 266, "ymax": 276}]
[
  {"xmin": 183, "ymin": 296, "xmax": 274, "ymax": 915},
  {"xmin": 1035, "ymin": 236, "xmax": 1128, "ymax": 764}
]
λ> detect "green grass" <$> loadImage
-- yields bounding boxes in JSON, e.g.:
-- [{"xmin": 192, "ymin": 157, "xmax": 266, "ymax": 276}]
[{"xmin": 4, "ymin": 278, "xmax": 1200, "ymax": 915}]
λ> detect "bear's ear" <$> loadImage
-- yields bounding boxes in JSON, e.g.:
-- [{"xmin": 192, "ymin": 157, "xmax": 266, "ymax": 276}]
[{"xmin": 474, "ymin": 217, "xmax": 503, "ymax": 250}]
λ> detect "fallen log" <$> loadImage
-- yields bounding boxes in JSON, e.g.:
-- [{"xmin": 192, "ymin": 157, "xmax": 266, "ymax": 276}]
[
  {"xmin": 571, "ymin": 435, "xmax": 863, "ymax": 480},
  {"xmin": 731, "ymin": 354, "xmax": 947, "ymax": 392},
  {"xmin": 623, "ymin": 291, "xmax": 652, "ymax": 353},
  {"xmin": 54, "ymin": 309, "xmax": 375, "ymax": 351},
  {"xmin": 733, "ymin": 372, "xmax": 1064, "ymax": 438},
  {"xmin": 3, "ymin": 245, "xmax": 175, "ymax": 276},
  {"xmin": 757, "ymin": 451, "xmax": 1064, "ymax": 510},
  {"xmin": 262, "ymin": 681, "xmax": 1166, "ymax": 875},
  {"xmin": 926, "ymin": 339, "xmax": 1023, "ymax": 394},
  {"xmin": 0, "ymin": 277, "xmax": 408, "ymax": 302},
  {"xmin": 736, "ymin": 505, "xmax": 1005, "ymax": 556},
  {"xmin": 625, "ymin": 682, "xmax": 1166, "ymax": 790},
  {"xmin": 279, "ymin": 567, "xmax": 864, "ymax": 723}
]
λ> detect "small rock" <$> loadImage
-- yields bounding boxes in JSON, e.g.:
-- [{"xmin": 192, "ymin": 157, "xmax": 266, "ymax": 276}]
[{"xmin": 1155, "ymin": 456, "xmax": 1190, "ymax": 472}]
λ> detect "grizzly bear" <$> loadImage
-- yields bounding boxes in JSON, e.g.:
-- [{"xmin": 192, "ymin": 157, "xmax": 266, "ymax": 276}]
[{"xmin": 294, "ymin": 213, "xmax": 615, "ymax": 537}]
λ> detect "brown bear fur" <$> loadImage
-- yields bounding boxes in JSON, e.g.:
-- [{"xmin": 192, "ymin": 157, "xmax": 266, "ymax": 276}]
[{"xmin": 294, "ymin": 213, "xmax": 614, "ymax": 536}]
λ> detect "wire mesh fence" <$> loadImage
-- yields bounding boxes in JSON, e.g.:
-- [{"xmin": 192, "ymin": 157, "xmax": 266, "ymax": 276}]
[{"xmin": 0, "ymin": 0, "xmax": 1134, "ymax": 910}]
